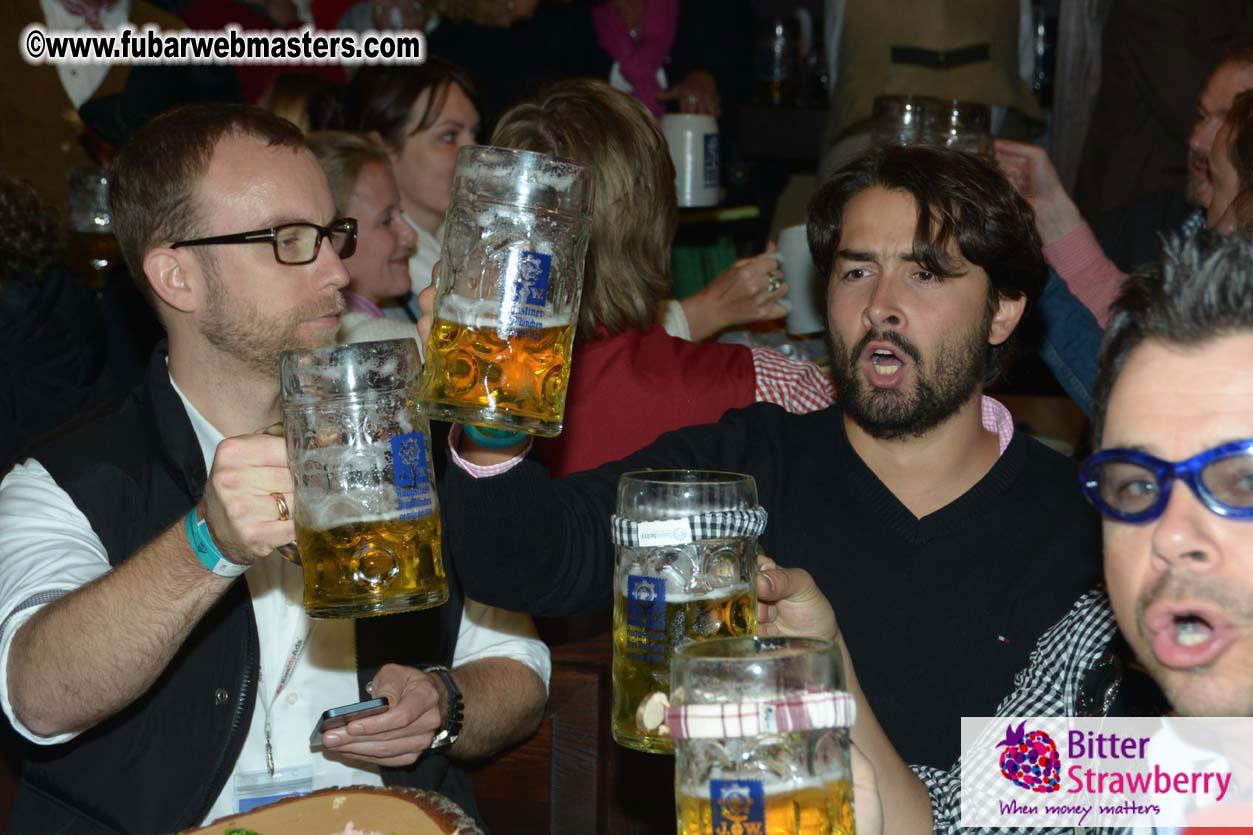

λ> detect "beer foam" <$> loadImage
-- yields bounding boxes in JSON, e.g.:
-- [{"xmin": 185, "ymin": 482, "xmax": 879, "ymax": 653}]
[
  {"xmin": 297, "ymin": 489, "xmax": 433, "ymax": 531},
  {"xmin": 678, "ymin": 774, "xmax": 834, "ymax": 797},
  {"xmin": 457, "ymin": 156, "xmax": 584, "ymax": 194},
  {"xmin": 619, "ymin": 576, "xmax": 751, "ymax": 602},
  {"xmin": 438, "ymin": 295, "xmax": 572, "ymax": 330}
]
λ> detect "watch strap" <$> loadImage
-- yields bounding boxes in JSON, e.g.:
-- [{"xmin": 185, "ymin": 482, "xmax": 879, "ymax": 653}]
[{"xmin": 421, "ymin": 665, "xmax": 463, "ymax": 750}]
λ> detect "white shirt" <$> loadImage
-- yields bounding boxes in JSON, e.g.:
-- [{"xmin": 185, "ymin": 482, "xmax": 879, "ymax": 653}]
[
  {"xmin": 0, "ymin": 374, "xmax": 549, "ymax": 823},
  {"xmin": 39, "ymin": 0, "xmax": 131, "ymax": 108}
]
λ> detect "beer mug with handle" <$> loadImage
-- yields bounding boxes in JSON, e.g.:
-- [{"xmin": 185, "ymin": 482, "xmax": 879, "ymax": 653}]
[
  {"xmin": 611, "ymin": 471, "xmax": 765, "ymax": 754},
  {"xmin": 280, "ymin": 338, "xmax": 447, "ymax": 619},
  {"xmin": 419, "ymin": 146, "xmax": 593, "ymax": 437},
  {"xmin": 670, "ymin": 636, "xmax": 858, "ymax": 835}
]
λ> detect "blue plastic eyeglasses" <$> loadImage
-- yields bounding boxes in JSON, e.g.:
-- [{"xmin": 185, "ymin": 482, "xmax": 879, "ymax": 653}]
[{"xmin": 1079, "ymin": 439, "xmax": 1253, "ymax": 523}]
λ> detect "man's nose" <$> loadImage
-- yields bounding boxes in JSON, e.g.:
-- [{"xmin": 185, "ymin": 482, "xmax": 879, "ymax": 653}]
[
  {"xmin": 863, "ymin": 275, "xmax": 905, "ymax": 330},
  {"xmin": 1149, "ymin": 484, "xmax": 1221, "ymax": 576},
  {"xmin": 315, "ymin": 242, "xmax": 351, "ymax": 291},
  {"xmin": 1189, "ymin": 119, "xmax": 1218, "ymax": 158}
]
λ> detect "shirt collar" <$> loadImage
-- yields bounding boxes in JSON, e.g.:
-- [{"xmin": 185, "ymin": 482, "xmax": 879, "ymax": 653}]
[{"xmin": 168, "ymin": 372, "xmax": 225, "ymax": 476}]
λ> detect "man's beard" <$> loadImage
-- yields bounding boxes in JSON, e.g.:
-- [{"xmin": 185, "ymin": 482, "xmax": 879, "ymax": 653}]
[
  {"xmin": 201, "ymin": 275, "xmax": 343, "ymax": 378},
  {"xmin": 830, "ymin": 309, "xmax": 991, "ymax": 441}
]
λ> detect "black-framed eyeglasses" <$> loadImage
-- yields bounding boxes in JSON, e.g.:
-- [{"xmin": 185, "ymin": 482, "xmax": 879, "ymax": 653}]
[
  {"xmin": 1079, "ymin": 440, "xmax": 1253, "ymax": 523},
  {"xmin": 171, "ymin": 218, "xmax": 357, "ymax": 265}
]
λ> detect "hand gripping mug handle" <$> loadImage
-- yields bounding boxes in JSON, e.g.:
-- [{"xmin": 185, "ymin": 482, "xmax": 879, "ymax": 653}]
[{"xmin": 262, "ymin": 421, "xmax": 302, "ymax": 566}]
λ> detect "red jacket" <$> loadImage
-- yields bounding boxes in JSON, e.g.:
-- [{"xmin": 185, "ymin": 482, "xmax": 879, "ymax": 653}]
[{"xmin": 535, "ymin": 326, "xmax": 756, "ymax": 476}]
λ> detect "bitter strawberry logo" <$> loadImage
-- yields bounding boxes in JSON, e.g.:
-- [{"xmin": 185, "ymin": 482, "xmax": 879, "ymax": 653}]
[{"xmin": 996, "ymin": 721, "xmax": 1061, "ymax": 793}]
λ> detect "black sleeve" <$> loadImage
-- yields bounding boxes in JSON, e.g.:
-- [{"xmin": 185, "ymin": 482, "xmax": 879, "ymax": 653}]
[{"xmin": 441, "ymin": 405, "xmax": 772, "ymax": 616}]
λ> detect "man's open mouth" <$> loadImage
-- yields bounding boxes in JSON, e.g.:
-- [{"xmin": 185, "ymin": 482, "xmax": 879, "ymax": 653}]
[{"xmin": 1145, "ymin": 602, "xmax": 1238, "ymax": 670}]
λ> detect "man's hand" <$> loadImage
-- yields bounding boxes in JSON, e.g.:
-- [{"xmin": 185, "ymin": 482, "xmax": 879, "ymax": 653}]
[
  {"xmin": 200, "ymin": 432, "xmax": 296, "ymax": 567},
  {"xmin": 322, "ymin": 664, "xmax": 444, "ymax": 766},
  {"xmin": 993, "ymin": 139, "xmax": 1084, "ymax": 247},
  {"xmin": 681, "ymin": 245, "xmax": 787, "ymax": 341},
  {"xmin": 658, "ymin": 70, "xmax": 720, "ymax": 116},
  {"xmin": 755, "ymin": 554, "xmax": 836, "ymax": 642},
  {"xmin": 416, "ymin": 274, "xmax": 436, "ymax": 346}
]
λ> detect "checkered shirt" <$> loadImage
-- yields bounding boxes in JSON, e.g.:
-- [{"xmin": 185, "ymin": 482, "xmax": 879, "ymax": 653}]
[{"xmin": 913, "ymin": 587, "xmax": 1120, "ymax": 834}]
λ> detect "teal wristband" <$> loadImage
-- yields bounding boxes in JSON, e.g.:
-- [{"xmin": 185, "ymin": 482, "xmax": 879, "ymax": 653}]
[
  {"xmin": 183, "ymin": 509, "xmax": 248, "ymax": 578},
  {"xmin": 462, "ymin": 424, "xmax": 528, "ymax": 450}
]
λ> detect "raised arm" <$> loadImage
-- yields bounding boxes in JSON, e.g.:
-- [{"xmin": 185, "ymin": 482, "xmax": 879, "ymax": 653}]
[
  {"xmin": 994, "ymin": 139, "xmax": 1126, "ymax": 326},
  {"xmin": 4, "ymin": 433, "xmax": 295, "ymax": 738}
]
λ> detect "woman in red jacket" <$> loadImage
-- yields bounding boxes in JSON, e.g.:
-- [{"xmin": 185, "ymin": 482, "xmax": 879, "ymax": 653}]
[{"xmin": 491, "ymin": 80, "xmax": 835, "ymax": 475}]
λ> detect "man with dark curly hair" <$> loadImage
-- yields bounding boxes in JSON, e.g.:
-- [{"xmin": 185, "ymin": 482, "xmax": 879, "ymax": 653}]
[{"xmin": 432, "ymin": 145, "xmax": 1103, "ymax": 789}]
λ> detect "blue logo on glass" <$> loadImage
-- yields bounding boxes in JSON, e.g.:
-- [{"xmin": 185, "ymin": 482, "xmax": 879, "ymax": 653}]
[
  {"xmin": 390, "ymin": 432, "xmax": 433, "ymax": 519},
  {"xmin": 709, "ymin": 779, "xmax": 765, "ymax": 834},
  {"xmin": 625, "ymin": 575, "xmax": 667, "ymax": 664},
  {"xmin": 516, "ymin": 250, "xmax": 552, "ymax": 307}
]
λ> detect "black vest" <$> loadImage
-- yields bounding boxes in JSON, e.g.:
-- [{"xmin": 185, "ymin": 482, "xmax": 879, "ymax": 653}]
[{"xmin": 8, "ymin": 343, "xmax": 473, "ymax": 834}]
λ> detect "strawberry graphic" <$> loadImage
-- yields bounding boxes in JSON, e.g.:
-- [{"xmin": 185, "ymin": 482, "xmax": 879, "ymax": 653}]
[{"xmin": 996, "ymin": 721, "xmax": 1060, "ymax": 793}]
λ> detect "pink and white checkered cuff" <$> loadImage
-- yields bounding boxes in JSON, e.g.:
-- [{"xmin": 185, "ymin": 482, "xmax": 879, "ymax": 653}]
[
  {"xmin": 667, "ymin": 690, "xmax": 856, "ymax": 740},
  {"xmin": 447, "ymin": 425, "xmax": 534, "ymax": 478}
]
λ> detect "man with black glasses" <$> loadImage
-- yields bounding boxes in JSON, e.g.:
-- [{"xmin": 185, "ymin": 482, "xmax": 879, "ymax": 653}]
[
  {"xmin": 0, "ymin": 104, "xmax": 551, "ymax": 833},
  {"xmin": 906, "ymin": 235, "xmax": 1253, "ymax": 832}
]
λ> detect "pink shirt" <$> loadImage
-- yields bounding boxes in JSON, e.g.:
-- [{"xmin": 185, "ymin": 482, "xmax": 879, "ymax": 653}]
[{"xmin": 1041, "ymin": 222, "xmax": 1127, "ymax": 328}]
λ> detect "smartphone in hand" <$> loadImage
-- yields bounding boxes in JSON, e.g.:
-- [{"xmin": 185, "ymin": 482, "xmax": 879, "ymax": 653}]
[{"xmin": 309, "ymin": 697, "xmax": 389, "ymax": 747}]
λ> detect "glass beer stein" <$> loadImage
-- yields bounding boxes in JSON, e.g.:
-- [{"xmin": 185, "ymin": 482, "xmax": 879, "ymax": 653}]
[
  {"xmin": 418, "ymin": 145, "xmax": 593, "ymax": 437},
  {"xmin": 670, "ymin": 636, "xmax": 858, "ymax": 835},
  {"xmin": 610, "ymin": 471, "xmax": 765, "ymax": 754},
  {"xmin": 280, "ymin": 339, "xmax": 447, "ymax": 618}
]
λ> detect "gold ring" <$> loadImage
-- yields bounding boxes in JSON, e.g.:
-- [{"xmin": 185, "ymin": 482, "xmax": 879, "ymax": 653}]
[
  {"xmin": 271, "ymin": 492, "xmax": 290, "ymax": 522},
  {"xmin": 767, "ymin": 276, "xmax": 783, "ymax": 293}
]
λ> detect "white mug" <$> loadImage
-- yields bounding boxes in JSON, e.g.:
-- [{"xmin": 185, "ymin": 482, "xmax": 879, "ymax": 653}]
[
  {"xmin": 660, "ymin": 113, "xmax": 719, "ymax": 208},
  {"xmin": 773, "ymin": 224, "xmax": 825, "ymax": 335}
]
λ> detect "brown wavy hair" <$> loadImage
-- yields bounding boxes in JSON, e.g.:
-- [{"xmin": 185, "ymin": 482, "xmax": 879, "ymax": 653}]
[
  {"xmin": 807, "ymin": 145, "xmax": 1046, "ymax": 382},
  {"xmin": 491, "ymin": 79, "xmax": 676, "ymax": 340}
]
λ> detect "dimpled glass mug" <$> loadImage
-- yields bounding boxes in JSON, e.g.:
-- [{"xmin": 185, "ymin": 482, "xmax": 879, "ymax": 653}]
[
  {"xmin": 280, "ymin": 338, "xmax": 447, "ymax": 619},
  {"xmin": 418, "ymin": 145, "xmax": 593, "ymax": 437},
  {"xmin": 670, "ymin": 636, "xmax": 857, "ymax": 835},
  {"xmin": 610, "ymin": 470, "xmax": 766, "ymax": 754}
]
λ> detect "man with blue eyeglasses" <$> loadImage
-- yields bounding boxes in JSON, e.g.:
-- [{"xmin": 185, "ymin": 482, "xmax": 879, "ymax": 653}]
[{"xmin": 913, "ymin": 235, "xmax": 1253, "ymax": 832}]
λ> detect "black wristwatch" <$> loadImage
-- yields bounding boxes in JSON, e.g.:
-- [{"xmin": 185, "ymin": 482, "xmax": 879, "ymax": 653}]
[{"xmin": 421, "ymin": 665, "xmax": 464, "ymax": 750}]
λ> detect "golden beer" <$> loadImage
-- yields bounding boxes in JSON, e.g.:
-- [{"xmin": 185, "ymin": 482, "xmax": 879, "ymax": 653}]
[
  {"xmin": 419, "ymin": 303, "xmax": 576, "ymax": 436},
  {"xmin": 295, "ymin": 513, "xmax": 446, "ymax": 619},
  {"xmin": 677, "ymin": 778, "xmax": 856, "ymax": 835},
  {"xmin": 612, "ymin": 582, "xmax": 756, "ymax": 753}
]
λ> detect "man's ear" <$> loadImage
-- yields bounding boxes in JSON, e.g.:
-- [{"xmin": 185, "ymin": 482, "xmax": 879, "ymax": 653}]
[
  {"xmin": 142, "ymin": 247, "xmax": 203, "ymax": 314},
  {"xmin": 988, "ymin": 291, "xmax": 1027, "ymax": 347}
]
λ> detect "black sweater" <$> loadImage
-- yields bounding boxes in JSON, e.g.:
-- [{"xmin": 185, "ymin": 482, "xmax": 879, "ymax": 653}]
[{"xmin": 443, "ymin": 402, "xmax": 1101, "ymax": 769}]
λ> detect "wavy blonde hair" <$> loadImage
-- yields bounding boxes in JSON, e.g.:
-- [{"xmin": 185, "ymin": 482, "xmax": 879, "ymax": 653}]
[
  {"xmin": 303, "ymin": 131, "xmax": 391, "ymax": 216},
  {"xmin": 491, "ymin": 79, "xmax": 677, "ymax": 340}
]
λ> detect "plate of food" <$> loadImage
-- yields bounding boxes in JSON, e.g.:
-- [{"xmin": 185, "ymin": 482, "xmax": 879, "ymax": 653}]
[{"xmin": 176, "ymin": 786, "xmax": 483, "ymax": 835}]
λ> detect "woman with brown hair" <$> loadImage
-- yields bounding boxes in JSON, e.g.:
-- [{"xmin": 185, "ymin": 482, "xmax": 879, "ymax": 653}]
[
  {"xmin": 489, "ymin": 79, "xmax": 834, "ymax": 475},
  {"xmin": 337, "ymin": 59, "xmax": 485, "ymax": 322}
]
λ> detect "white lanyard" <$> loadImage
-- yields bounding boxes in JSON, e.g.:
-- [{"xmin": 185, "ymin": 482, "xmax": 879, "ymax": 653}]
[{"xmin": 260, "ymin": 623, "xmax": 315, "ymax": 777}]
